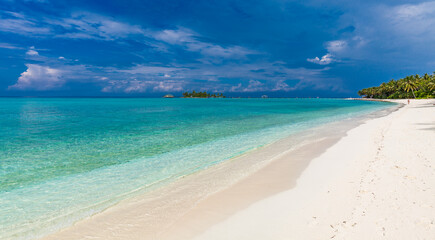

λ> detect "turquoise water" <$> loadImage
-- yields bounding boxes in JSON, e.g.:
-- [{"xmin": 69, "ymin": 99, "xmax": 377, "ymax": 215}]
[{"xmin": 0, "ymin": 98, "xmax": 393, "ymax": 239}]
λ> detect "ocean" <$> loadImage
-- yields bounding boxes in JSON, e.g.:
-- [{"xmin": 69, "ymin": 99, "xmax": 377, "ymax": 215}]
[{"xmin": 0, "ymin": 98, "xmax": 393, "ymax": 239}]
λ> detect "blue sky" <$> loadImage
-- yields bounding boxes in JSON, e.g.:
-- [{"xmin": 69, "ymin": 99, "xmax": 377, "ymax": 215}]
[{"xmin": 0, "ymin": 0, "xmax": 434, "ymax": 97}]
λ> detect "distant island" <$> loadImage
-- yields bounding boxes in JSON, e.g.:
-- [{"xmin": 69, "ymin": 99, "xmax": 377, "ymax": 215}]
[
  {"xmin": 358, "ymin": 72, "xmax": 434, "ymax": 99},
  {"xmin": 182, "ymin": 91, "xmax": 226, "ymax": 98},
  {"xmin": 163, "ymin": 94, "xmax": 174, "ymax": 98}
]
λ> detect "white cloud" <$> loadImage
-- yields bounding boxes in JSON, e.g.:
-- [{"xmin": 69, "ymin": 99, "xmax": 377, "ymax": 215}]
[
  {"xmin": 97, "ymin": 61, "xmax": 335, "ymax": 93},
  {"xmin": 229, "ymin": 83, "xmax": 242, "ymax": 92},
  {"xmin": 0, "ymin": 42, "xmax": 23, "ymax": 49},
  {"xmin": 26, "ymin": 47, "xmax": 39, "ymax": 56},
  {"xmin": 326, "ymin": 40, "xmax": 347, "ymax": 53},
  {"xmin": 307, "ymin": 39, "xmax": 347, "ymax": 65},
  {"xmin": 118, "ymin": 62, "xmax": 324, "ymax": 84},
  {"xmin": 6, "ymin": 54, "xmax": 337, "ymax": 93},
  {"xmin": 52, "ymin": 12, "xmax": 143, "ymax": 40},
  {"xmin": 6, "ymin": 43, "xmax": 335, "ymax": 93},
  {"xmin": 385, "ymin": 1, "xmax": 435, "ymax": 39},
  {"xmin": 229, "ymin": 80, "xmax": 266, "ymax": 92},
  {"xmin": 0, "ymin": 11, "xmax": 143, "ymax": 40},
  {"xmin": 8, "ymin": 64, "xmax": 64, "ymax": 90},
  {"xmin": 123, "ymin": 80, "xmax": 147, "ymax": 93},
  {"xmin": 272, "ymin": 80, "xmax": 292, "ymax": 91},
  {"xmin": 197, "ymin": 44, "xmax": 254, "ymax": 58},
  {"xmin": 101, "ymin": 79, "xmax": 184, "ymax": 93},
  {"xmin": 116, "ymin": 65, "xmax": 181, "ymax": 75},
  {"xmin": 58, "ymin": 56, "xmax": 65, "ymax": 60},
  {"xmin": 310, "ymin": 1, "xmax": 435, "ymax": 67},
  {"xmin": 153, "ymin": 81, "xmax": 183, "ymax": 92},
  {"xmin": 153, "ymin": 28, "xmax": 194, "ymax": 45},
  {"xmin": 7, "ymin": 59, "xmax": 94, "ymax": 91},
  {"xmin": 307, "ymin": 53, "xmax": 334, "ymax": 65},
  {"xmin": 0, "ymin": 11, "xmax": 51, "ymax": 35},
  {"xmin": 392, "ymin": 1, "xmax": 435, "ymax": 19},
  {"xmin": 151, "ymin": 28, "xmax": 256, "ymax": 58},
  {"xmin": 0, "ymin": 11, "xmax": 256, "ymax": 60},
  {"xmin": 229, "ymin": 79, "xmax": 295, "ymax": 93}
]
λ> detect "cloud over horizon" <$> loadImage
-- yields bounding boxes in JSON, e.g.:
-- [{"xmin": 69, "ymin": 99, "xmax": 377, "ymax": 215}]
[
  {"xmin": 8, "ymin": 64, "xmax": 64, "ymax": 90},
  {"xmin": 1, "ymin": 0, "xmax": 434, "ymax": 97}
]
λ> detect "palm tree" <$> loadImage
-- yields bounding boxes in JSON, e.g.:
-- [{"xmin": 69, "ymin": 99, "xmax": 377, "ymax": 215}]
[
  {"xmin": 385, "ymin": 80, "xmax": 394, "ymax": 93},
  {"xmin": 401, "ymin": 77, "xmax": 418, "ymax": 98},
  {"xmin": 427, "ymin": 80, "xmax": 435, "ymax": 92}
]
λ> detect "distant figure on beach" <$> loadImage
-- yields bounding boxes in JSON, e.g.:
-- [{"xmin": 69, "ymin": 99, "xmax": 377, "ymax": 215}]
[{"xmin": 408, "ymin": 99, "xmax": 410, "ymax": 105}]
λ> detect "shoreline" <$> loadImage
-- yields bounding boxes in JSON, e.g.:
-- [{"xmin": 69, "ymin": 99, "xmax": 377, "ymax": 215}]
[
  {"xmin": 194, "ymin": 99, "xmax": 435, "ymax": 239},
  {"xmin": 41, "ymin": 101, "xmax": 403, "ymax": 240}
]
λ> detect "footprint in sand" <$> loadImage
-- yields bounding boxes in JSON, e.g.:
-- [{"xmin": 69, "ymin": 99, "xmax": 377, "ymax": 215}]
[
  {"xmin": 415, "ymin": 218, "xmax": 434, "ymax": 230},
  {"xmin": 308, "ymin": 216, "xmax": 319, "ymax": 226}
]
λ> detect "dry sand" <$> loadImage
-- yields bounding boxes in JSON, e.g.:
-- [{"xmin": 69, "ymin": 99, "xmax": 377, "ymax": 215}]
[
  {"xmin": 43, "ymin": 99, "xmax": 435, "ymax": 240},
  {"xmin": 193, "ymin": 99, "xmax": 435, "ymax": 240}
]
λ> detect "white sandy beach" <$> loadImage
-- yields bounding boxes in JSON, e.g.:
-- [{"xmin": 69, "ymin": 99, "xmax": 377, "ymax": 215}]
[
  {"xmin": 192, "ymin": 99, "xmax": 435, "ymax": 240},
  {"xmin": 43, "ymin": 99, "xmax": 435, "ymax": 240}
]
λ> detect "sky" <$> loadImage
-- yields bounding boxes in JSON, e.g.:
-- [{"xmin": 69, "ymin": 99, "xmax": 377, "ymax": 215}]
[{"xmin": 0, "ymin": 0, "xmax": 434, "ymax": 97}]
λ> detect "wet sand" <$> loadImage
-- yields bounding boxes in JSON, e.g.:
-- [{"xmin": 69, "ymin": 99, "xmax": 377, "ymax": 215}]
[{"xmin": 42, "ymin": 99, "xmax": 433, "ymax": 240}]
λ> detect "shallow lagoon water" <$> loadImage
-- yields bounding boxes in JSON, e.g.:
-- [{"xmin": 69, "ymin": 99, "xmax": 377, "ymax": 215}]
[{"xmin": 0, "ymin": 98, "xmax": 393, "ymax": 239}]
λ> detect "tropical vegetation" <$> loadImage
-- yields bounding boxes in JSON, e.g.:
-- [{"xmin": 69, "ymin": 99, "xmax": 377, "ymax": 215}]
[
  {"xmin": 182, "ymin": 91, "xmax": 226, "ymax": 98},
  {"xmin": 358, "ymin": 72, "xmax": 435, "ymax": 99}
]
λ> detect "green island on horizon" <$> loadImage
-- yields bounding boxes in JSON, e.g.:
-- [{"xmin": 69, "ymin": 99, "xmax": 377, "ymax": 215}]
[
  {"xmin": 358, "ymin": 72, "xmax": 435, "ymax": 99},
  {"xmin": 163, "ymin": 91, "xmax": 226, "ymax": 98},
  {"xmin": 162, "ymin": 72, "xmax": 435, "ymax": 100}
]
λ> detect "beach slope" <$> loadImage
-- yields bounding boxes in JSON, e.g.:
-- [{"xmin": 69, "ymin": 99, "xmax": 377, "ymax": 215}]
[
  {"xmin": 42, "ymin": 99, "xmax": 434, "ymax": 240},
  {"xmin": 194, "ymin": 99, "xmax": 435, "ymax": 240}
]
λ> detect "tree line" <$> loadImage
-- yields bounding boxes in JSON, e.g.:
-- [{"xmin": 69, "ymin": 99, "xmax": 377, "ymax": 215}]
[
  {"xmin": 182, "ymin": 91, "xmax": 226, "ymax": 98},
  {"xmin": 358, "ymin": 73, "xmax": 435, "ymax": 99}
]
